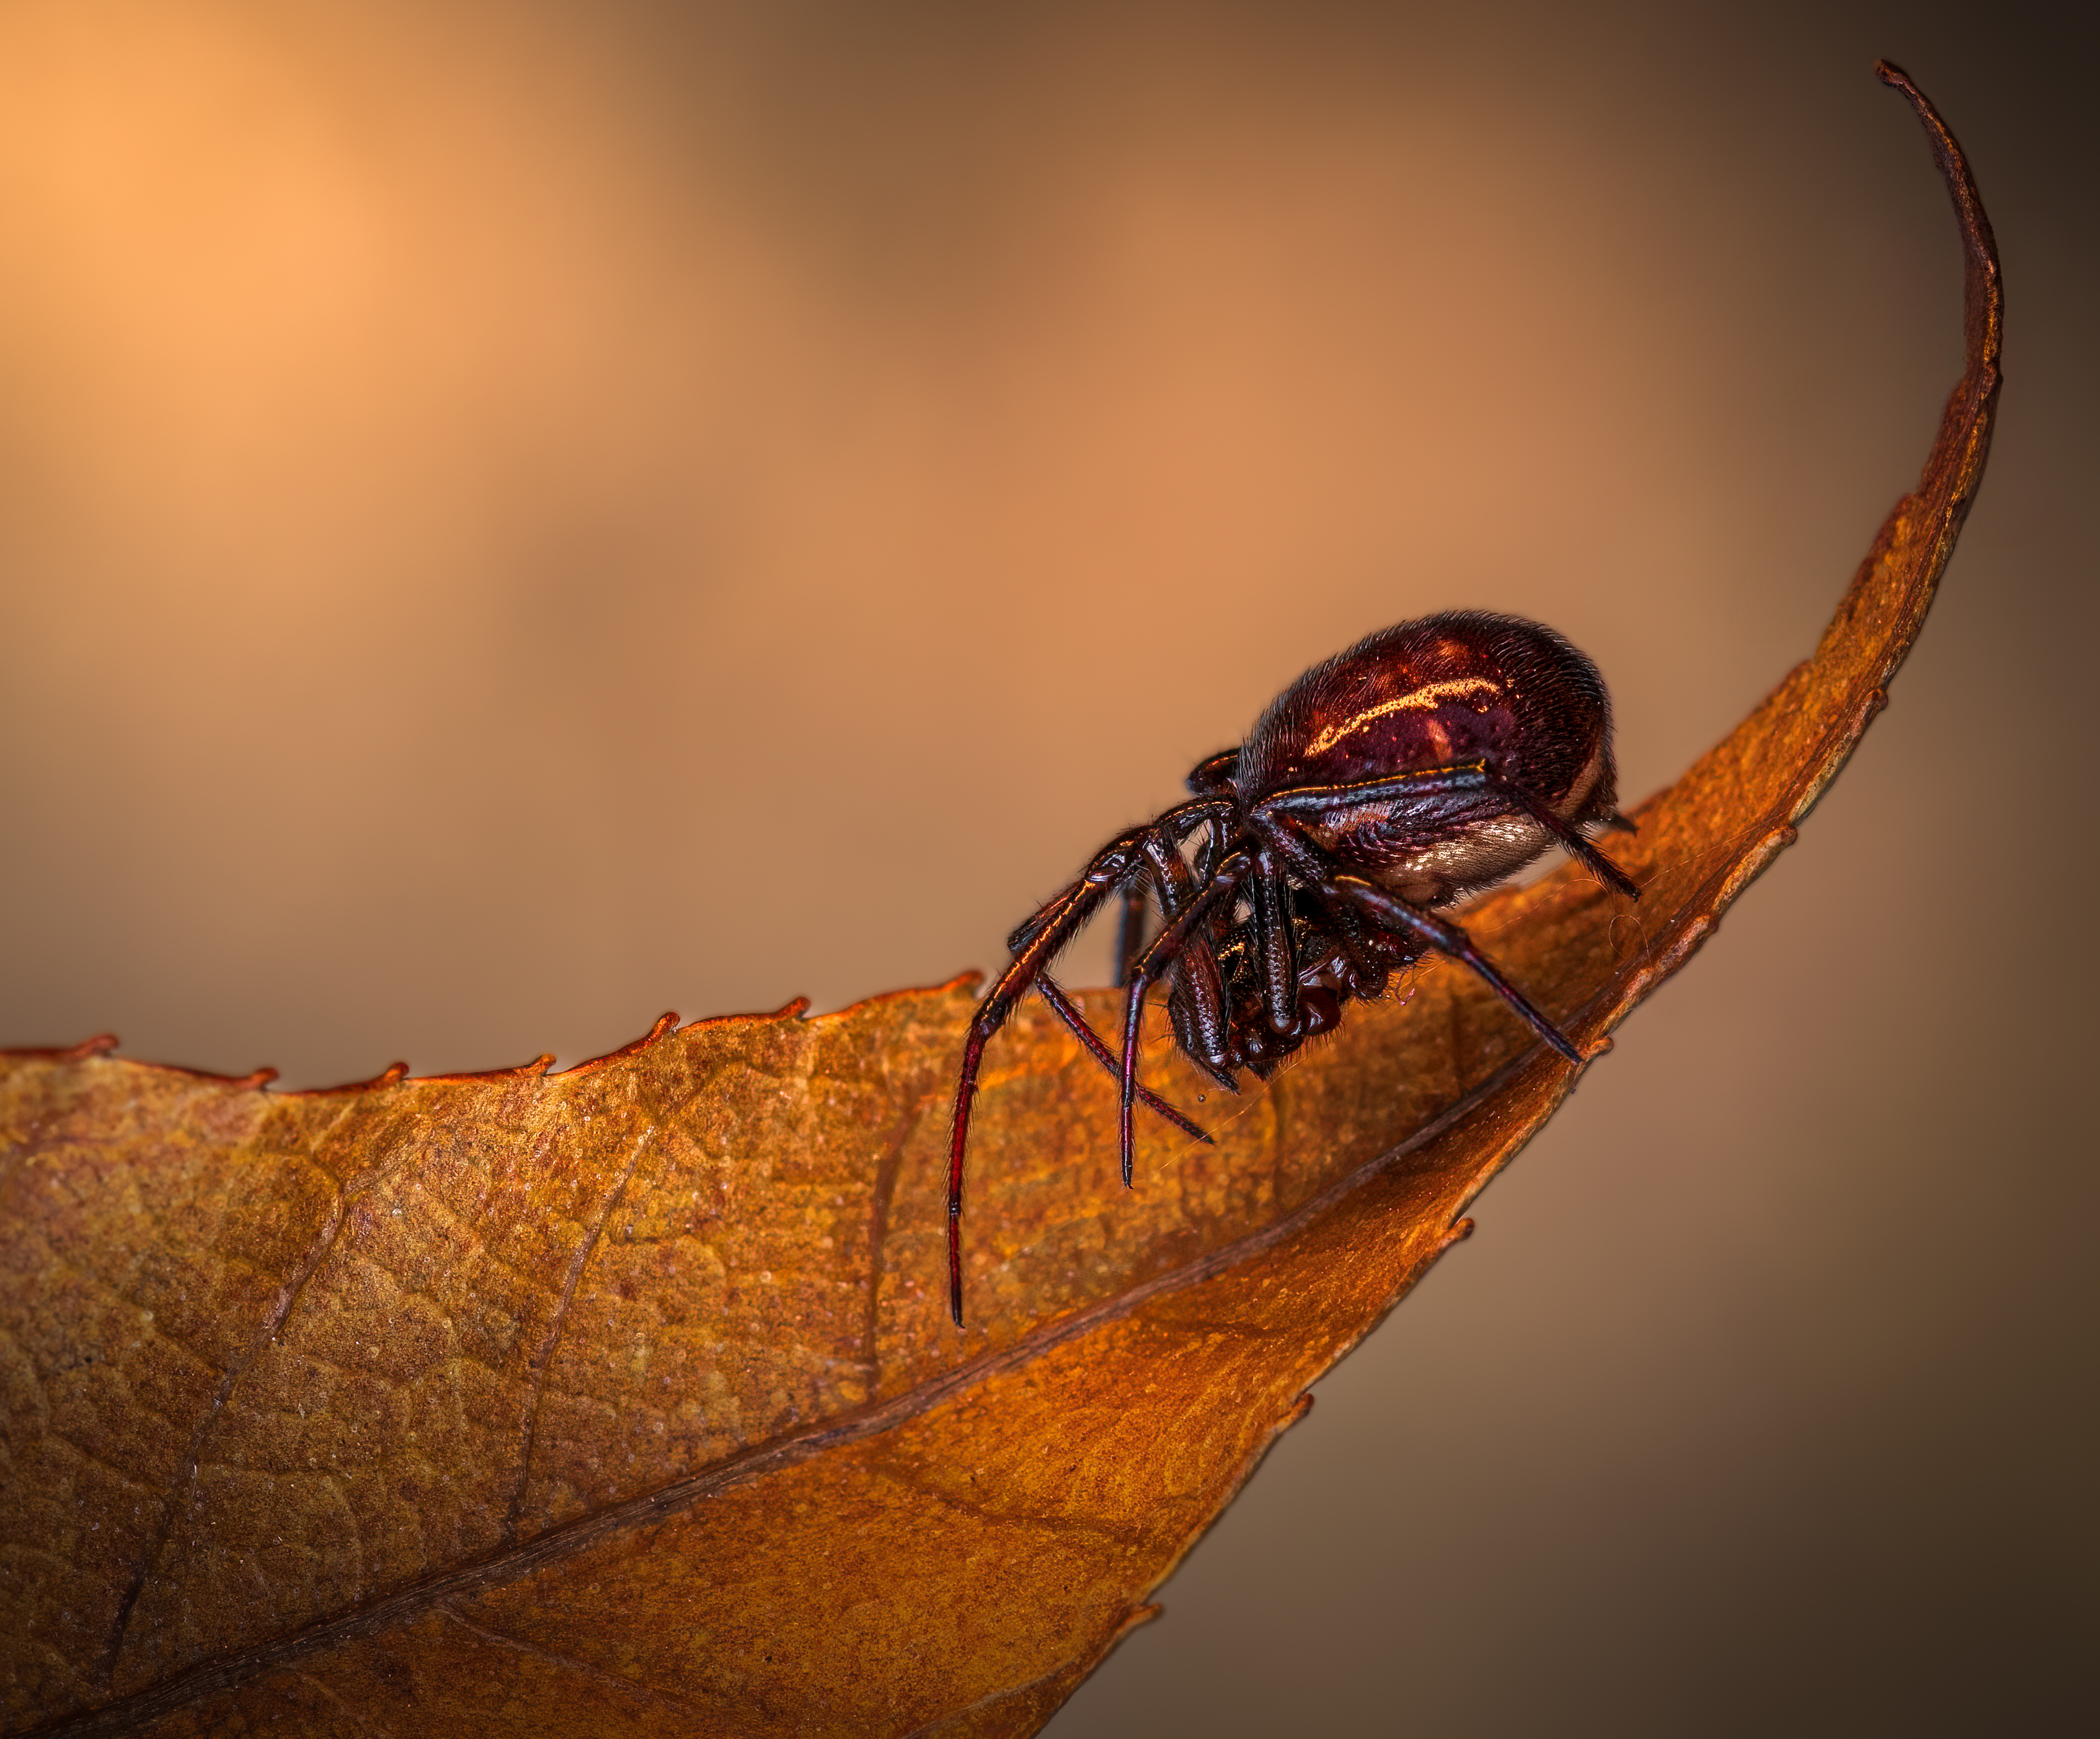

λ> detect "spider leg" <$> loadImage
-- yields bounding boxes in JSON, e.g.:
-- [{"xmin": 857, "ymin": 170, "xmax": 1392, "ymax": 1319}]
[
  {"xmin": 1112, "ymin": 887, "xmax": 1148, "ymax": 988},
  {"xmin": 1248, "ymin": 848, "xmax": 1301, "ymax": 1035},
  {"xmin": 1313, "ymin": 874, "xmax": 1585, "ymax": 1064},
  {"xmin": 1489, "ymin": 779, "xmax": 1642, "ymax": 900},
  {"xmin": 1257, "ymin": 760, "xmax": 1639, "ymax": 901},
  {"xmin": 1140, "ymin": 830, "xmax": 1236, "ymax": 1084},
  {"xmin": 1120, "ymin": 847, "xmax": 1254, "ymax": 1187},
  {"xmin": 1118, "ymin": 797, "xmax": 1225, "ymax": 981},
  {"xmin": 1034, "ymin": 974, "xmax": 1211, "ymax": 1143},
  {"xmin": 1186, "ymin": 748, "xmax": 1240, "ymax": 793},
  {"xmin": 1179, "ymin": 810, "xmax": 1256, "ymax": 1050},
  {"xmin": 1007, "ymin": 794, "xmax": 1232, "ymax": 960},
  {"xmin": 1190, "ymin": 805, "xmax": 1228, "ymax": 882},
  {"xmin": 950, "ymin": 795, "xmax": 1236, "ymax": 1324},
  {"xmin": 1254, "ymin": 761, "xmax": 1497, "ymax": 816},
  {"xmin": 1253, "ymin": 815, "xmax": 1402, "ymax": 999},
  {"xmin": 950, "ymin": 833, "xmax": 1143, "ymax": 1323}
]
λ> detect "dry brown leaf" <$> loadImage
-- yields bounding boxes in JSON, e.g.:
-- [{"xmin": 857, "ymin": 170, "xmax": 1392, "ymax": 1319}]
[{"xmin": 0, "ymin": 64, "xmax": 1998, "ymax": 1739}]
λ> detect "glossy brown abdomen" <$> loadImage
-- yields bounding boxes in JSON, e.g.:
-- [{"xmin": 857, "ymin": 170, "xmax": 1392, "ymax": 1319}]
[{"xmin": 1238, "ymin": 611, "xmax": 1617, "ymax": 903}]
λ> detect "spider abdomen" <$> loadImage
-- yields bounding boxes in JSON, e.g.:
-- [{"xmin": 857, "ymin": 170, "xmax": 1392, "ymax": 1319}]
[
  {"xmin": 1237, "ymin": 610, "xmax": 1618, "ymax": 905},
  {"xmin": 1239, "ymin": 611, "xmax": 1610, "ymax": 797}
]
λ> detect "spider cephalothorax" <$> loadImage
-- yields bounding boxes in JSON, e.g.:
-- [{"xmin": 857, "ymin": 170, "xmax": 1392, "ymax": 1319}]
[{"xmin": 947, "ymin": 610, "xmax": 1639, "ymax": 1323}]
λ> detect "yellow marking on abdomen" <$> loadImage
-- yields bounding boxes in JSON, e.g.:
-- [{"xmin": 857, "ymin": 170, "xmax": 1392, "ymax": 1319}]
[{"xmin": 1303, "ymin": 678, "xmax": 1502, "ymax": 758}]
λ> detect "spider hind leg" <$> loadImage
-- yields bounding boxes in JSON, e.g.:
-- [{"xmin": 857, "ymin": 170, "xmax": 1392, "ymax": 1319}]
[{"xmin": 1316, "ymin": 874, "xmax": 1585, "ymax": 1065}]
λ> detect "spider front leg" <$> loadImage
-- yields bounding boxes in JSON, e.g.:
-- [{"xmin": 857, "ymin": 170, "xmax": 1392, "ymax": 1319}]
[
  {"xmin": 949, "ymin": 833, "xmax": 1143, "ymax": 1324},
  {"xmin": 1104, "ymin": 795, "xmax": 1238, "ymax": 987},
  {"xmin": 950, "ymin": 797, "xmax": 1233, "ymax": 1324}
]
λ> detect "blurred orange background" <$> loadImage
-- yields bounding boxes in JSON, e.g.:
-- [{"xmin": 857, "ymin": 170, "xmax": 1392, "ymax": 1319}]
[{"xmin": 1, "ymin": 1, "xmax": 2090, "ymax": 1731}]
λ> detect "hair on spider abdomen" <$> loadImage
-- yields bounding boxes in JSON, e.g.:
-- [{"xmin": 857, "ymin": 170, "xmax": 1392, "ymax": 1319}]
[{"xmin": 946, "ymin": 610, "xmax": 1639, "ymax": 1325}]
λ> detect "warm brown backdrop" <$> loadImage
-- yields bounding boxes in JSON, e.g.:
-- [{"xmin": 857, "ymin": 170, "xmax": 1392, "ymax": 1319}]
[{"xmin": 0, "ymin": 1, "xmax": 2090, "ymax": 1732}]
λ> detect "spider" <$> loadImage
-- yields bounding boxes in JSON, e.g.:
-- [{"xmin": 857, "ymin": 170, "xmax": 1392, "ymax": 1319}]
[{"xmin": 947, "ymin": 609, "xmax": 1640, "ymax": 1324}]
